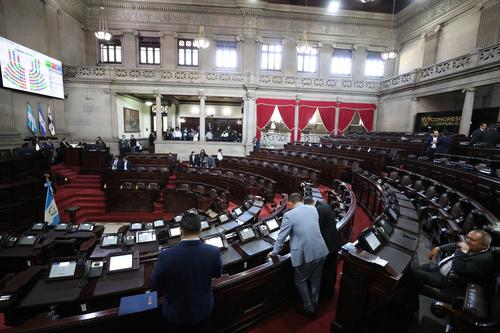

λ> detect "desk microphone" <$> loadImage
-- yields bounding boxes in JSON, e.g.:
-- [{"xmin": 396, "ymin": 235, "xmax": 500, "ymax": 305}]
[{"xmin": 401, "ymin": 233, "xmax": 417, "ymax": 240}]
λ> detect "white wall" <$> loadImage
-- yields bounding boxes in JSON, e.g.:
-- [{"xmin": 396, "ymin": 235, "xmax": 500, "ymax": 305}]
[
  {"xmin": 376, "ymin": 97, "xmax": 412, "ymax": 131},
  {"xmin": 436, "ymin": 10, "xmax": 480, "ymax": 63},
  {"xmin": 398, "ymin": 37, "xmax": 424, "ymax": 75},
  {"xmin": 116, "ymin": 95, "xmax": 151, "ymax": 139}
]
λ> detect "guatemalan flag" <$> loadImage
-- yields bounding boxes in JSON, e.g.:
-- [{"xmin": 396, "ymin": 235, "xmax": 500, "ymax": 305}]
[
  {"xmin": 26, "ymin": 103, "xmax": 37, "ymax": 135},
  {"xmin": 38, "ymin": 103, "xmax": 47, "ymax": 137},
  {"xmin": 47, "ymin": 106, "xmax": 56, "ymax": 136},
  {"xmin": 44, "ymin": 180, "xmax": 60, "ymax": 225}
]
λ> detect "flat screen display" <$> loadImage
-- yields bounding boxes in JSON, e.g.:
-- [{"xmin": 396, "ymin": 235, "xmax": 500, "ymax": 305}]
[
  {"xmin": 101, "ymin": 234, "xmax": 119, "ymax": 246},
  {"xmin": 169, "ymin": 226, "xmax": 180, "ymax": 237},
  {"xmin": 218, "ymin": 214, "xmax": 229, "ymax": 223},
  {"xmin": 204, "ymin": 236, "xmax": 224, "ymax": 249},
  {"xmin": 174, "ymin": 215, "xmax": 182, "ymax": 222},
  {"xmin": 55, "ymin": 223, "xmax": 69, "ymax": 231},
  {"xmin": 388, "ymin": 207, "xmax": 398, "ymax": 221},
  {"xmin": 79, "ymin": 223, "xmax": 94, "ymax": 231},
  {"xmin": 136, "ymin": 230, "xmax": 156, "ymax": 243},
  {"xmin": 239, "ymin": 227, "xmax": 256, "ymax": 241},
  {"xmin": 0, "ymin": 36, "xmax": 64, "ymax": 99},
  {"xmin": 153, "ymin": 220, "xmax": 164, "ymax": 228},
  {"xmin": 109, "ymin": 253, "xmax": 133, "ymax": 272},
  {"xmin": 365, "ymin": 231, "xmax": 381, "ymax": 252},
  {"xmin": 379, "ymin": 219, "xmax": 393, "ymax": 235},
  {"xmin": 200, "ymin": 221, "xmax": 209, "ymax": 230},
  {"xmin": 48, "ymin": 260, "xmax": 77, "ymax": 279},
  {"xmin": 18, "ymin": 235, "xmax": 38, "ymax": 246},
  {"xmin": 265, "ymin": 219, "xmax": 279, "ymax": 232},
  {"xmin": 32, "ymin": 223, "xmax": 45, "ymax": 231},
  {"xmin": 233, "ymin": 208, "xmax": 243, "ymax": 216},
  {"xmin": 130, "ymin": 222, "xmax": 142, "ymax": 231}
]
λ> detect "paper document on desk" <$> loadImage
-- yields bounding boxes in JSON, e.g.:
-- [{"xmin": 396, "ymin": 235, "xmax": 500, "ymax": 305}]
[{"xmin": 118, "ymin": 291, "xmax": 158, "ymax": 316}]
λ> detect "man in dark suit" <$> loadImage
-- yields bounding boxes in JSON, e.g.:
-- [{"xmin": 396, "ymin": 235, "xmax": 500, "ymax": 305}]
[
  {"xmin": 425, "ymin": 129, "xmax": 442, "ymax": 157},
  {"xmin": 151, "ymin": 213, "xmax": 222, "ymax": 332},
  {"xmin": 306, "ymin": 198, "xmax": 338, "ymax": 300},
  {"xmin": 481, "ymin": 123, "xmax": 499, "ymax": 147},
  {"xmin": 411, "ymin": 229, "xmax": 494, "ymax": 295},
  {"xmin": 189, "ymin": 151, "xmax": 196, "ymax": 166},
  {"xmin": 435, "ymin": 130, "xmax": 452, "ymax": 154},
  {"xmin": 470, "ymin": 122, "xmax": 487, "ymax": 145},
  {"xmin": 118, "ymin": 156, "xmax": 132, "ymax": 171}
]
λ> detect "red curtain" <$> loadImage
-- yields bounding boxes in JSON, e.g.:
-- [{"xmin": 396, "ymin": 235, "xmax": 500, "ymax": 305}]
[
  {"xmin": 338, "ymin": 102, "xmax": 376, "ymax": 134},
  {"xmin": 298, "ymin": 100, "xmax": 337, "ymax": 139},
  {"xmin": 277, "ymin": 103, "xmax": 297, "ymax": 142},
  {"xmin": 256, "ymin": 98, "xmax": 295, "ymax": 139}
]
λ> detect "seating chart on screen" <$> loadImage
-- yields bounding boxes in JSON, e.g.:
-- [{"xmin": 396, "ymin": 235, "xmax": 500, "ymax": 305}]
[{"xmin": 0, "ymin": 37, "xmax": 64, "ymax": 99}]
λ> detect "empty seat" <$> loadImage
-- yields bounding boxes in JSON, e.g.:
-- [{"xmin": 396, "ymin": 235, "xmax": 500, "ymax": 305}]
[
  {"xmin": 122, "ymin": 182, "xmax": 132, "ymax": 189},
  {"xmin": 148, "ymin": 183, "xmax": 159, "ymax": 190},
  {"xmin": 136, "ymin": 182, "xmax": 146, "ymax": 189}
]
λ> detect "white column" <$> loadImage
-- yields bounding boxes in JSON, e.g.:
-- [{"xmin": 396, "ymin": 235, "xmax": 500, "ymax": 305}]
[
  {"xmin": 199, "ymin": 92, "xmax": 206, "ymax": 142},
  {"xmin": 459, "ymin": 88, "xmax": 476, "ymax": 135},
  {"xmin": 352, "ymin": 46, "xmax": 367, "ymax": 81},
  {"xmin": 245, "ymin": 89, "xmax": 257, "ymax": 146},
  {"xmin": 155, "ymin": 92, "xmax": 164, "ymax": 142},
  {"xmin": 293, "ymin": 99, "xmax": 299, "ymax": 142},
  {"xmin": 319, "ymin": 43, "xmax": 331, "ymax": 79},
  {"xmin": 334, "ymin": 105, "xmax": 340, "ymax": 136},
  {"xmin": 122, "ymin": 31, "xmax": 137, "ymax": 67},
  {"xmin": 109, "ymin": 91, "xmax": 118, "ymax": 139},
  {"xmin": 407, "ymin": 97, "xmax": 419, "ymax": 132}
]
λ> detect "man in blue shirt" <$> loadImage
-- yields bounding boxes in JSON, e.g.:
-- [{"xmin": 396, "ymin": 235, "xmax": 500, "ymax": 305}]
[{"xmin": 151, "ymin": 213, "xmax": 222, "ymax": 332}]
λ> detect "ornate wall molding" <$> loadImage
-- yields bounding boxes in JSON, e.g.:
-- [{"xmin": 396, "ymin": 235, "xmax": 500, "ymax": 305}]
[{"xmin": 380, "ymin": 43, "xmax": 500, "ymax": 94}]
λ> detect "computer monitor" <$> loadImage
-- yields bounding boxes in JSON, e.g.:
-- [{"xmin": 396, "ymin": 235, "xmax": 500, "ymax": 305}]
[
  {"xmin": 174, "ymin": 215, "xmax": 182, "ymax": 223},
  {"xmin": 200, "ymin": 220, "xmax": 210, "ymax": 230},
  {"xmin": 238, "ymin": 227, "xmax": 256, "ymax": 243},
  {"xmin": 153, "ymin": 220, "xmax": 165, "ymax": 228},
  {"xmin": 243, "ymin": 200, "xmax": 252, "ymax": 209},
  {"xmin": 359, "ymin": 229, "xmax": 382, "ymax": 253},
  {"xmin": 136, "ymin": 230, "xmax": 156, "ymax": 244},
  {"xmin": 265, "ymin": 218, "xmax": 280, "ymax": 232},
  {"xmin": 378, "ymin": 218, "xmax": 393, "ymax": 236},
  {"xmin": 78, "ymin": 223, "xmax": 94, "ymax": 231},
  {"xmin": 101, "ymin": 234, "xmax": 120, "ymax": 247},
  {"xmin": 387, "ymin": 206, "xmax": 399, "ymax": 223},
  {"xmin": 17, "ymin": 234, "xmax": 40, "ymax": 246},
  {"xmin": 31, "ymin": 222, "xmax": 46, "ymax": 231},
  {"xmin": 203, "ymin": 235, "xmax": 227, "ymax": 249},
  {"xmin": 187, "ymin": 208, "xmax": 198, "ymax": 215},
  {"xmin": 218, "ymin": 214, "xmax": 229, "ymax": 223},
  {"xmin": 48, "ymin": 259, "xmax": 78, "ymax": 281},
  {"xmin": 107, "ymin": 252, "xmax": 138, "ymax": 274},
  {"xmin": 233, "ymin": 207, "xmax": 243, "ymax": 216},
  {"xmin": 55, "ymin": 223, "xmax": 70, "ymax": 231},
  {"xmin": 130, "ymin": 222, "xmax": 143, "ymax": 231},
  {"xmin": 168, "ymin": 226, "xmax": 181, "ymax": 238}
]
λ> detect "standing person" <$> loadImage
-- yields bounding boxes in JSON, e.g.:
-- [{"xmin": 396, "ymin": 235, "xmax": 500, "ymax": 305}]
[
  {"xmin": 151, "ymin": 213, "xmax": 222, "ymax": 333},
  {"xmin": 253, "ymin": 137, "xmax": 260, "ymax": 152},
  {"xmin": 42, "ymin": 138, "xmax": 55, "ymax": 162},
  {"xmin": 481, "ymin": 123, "xmax": 499, "ymax": 147},
  {"xmin": 436, "ymin": 130, "xmax": 452, "ymax": 154},
  {"xmin": 470, "ymin": 122, "xmax": 487, "ymax": 145},
  {"xmin": 269, "ymin": 193, "xmax": 328, "ymax": 318},
  {"xmin": 119, "ymin": 155, "xmax": 132, "ymax": 171},
  {"xmin": 129, "ymin": 135, "xmax": 137, "ymax": 152},
  {"xmin": 173, "ymin": 127, "xmax": 182, "ymax": 140},
  {"xmin": 189, "ymin": 151, "xmax": 196, "ymax": 166},
  {"xmin": 425, "ymin": 129, "xmax": 441, "ymax": 157},
  {"xmin": 148, "ymin": 132, "xmax": 156, "ymax": 153},
  {"xmin": 118, "ymin": 135, "xmax": 129, "ymax": 157},
  {"xmin": 216, "ymin": 149, "xmax": 223, "ymax": 167},
  {"xmin": 305, "ymin": 197, "xmax": 339, "ymax": 300},
  {"xmin": 59, "ymin": 137, "xmax": 70, "ymax": 162}
]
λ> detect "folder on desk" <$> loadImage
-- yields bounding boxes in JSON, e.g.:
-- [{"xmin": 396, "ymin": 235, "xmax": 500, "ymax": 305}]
[{"xmin": 118, "ymin": 291, "xmax": 158, "ymax": 316}]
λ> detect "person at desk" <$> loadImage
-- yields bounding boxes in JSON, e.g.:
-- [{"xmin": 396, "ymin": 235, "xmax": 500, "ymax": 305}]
[
  {"xmin": 189, "ymin": 151, "xmax": 197, "ymax": 166},
  {"xmin": 425, "ymin": 129, "xmax": 442, "ymax": 157},
  {"xmin": 59, "ymin": 137, "xmax": 70, "ymax": 161},
  {"xmin": 118, "ymin": 156, "xmax": 132, "ymax": 171},
  {"xmin": 118, "ymin": 135, "xmax": 129, "ymax": 156},
  {"xmin": 470, "ymin": 122, "xmax": 487, "ymax": 145},
  {"xmin": 305, "ymin": 197, "xmax": 339, "ymax": 300},
  {"xmin": 410, "ymin": 230, "xmax": 494, "ymax": 305},
  {"xmin": 110, "ymin": 156, "xmax": 120, "ymax": 170},
  {"xmin": 129, "ymin": 135, "xmax": 137, "ymax": 152},
  {"xmin": 42, "ymin": 138, "xmax": 55, "ymax": 162},
  {"xmin": 269, "ymin": 193, "xmax": 329, "ymax": 318},
  {"xmin": 435, "ymin": 130, "xmax": 452, "ymax": 154},
  {"xmin": 95, "ymin": 136, "xmax": 106, "ymax": 148},
  {"xmin": 77, "ymin": 138, "xmax": 86, "ymax": 148},
  {"xmin": 481, "ymin": 123, "xmax": 499, "ymax": 147},
  {"xmin": 151, "ymin": 213, "xmax": 222, "ymax": 332},
  {"xmin": 33, "ymin": 137, "xmax": 41, "ymax": 152}
]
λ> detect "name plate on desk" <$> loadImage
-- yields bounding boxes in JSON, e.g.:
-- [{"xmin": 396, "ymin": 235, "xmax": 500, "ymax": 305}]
[{"xmin": 118, "ymin": 291, "xmax": 157, "ymax": 316}]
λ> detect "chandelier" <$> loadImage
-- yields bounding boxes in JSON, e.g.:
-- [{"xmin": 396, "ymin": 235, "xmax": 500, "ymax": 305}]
[
  {"xmin": 381, "ymin": 0, "xmax": 397, "ymax": 60},
  {"xmin": 193, "ymin": 25, "xmax": 210, "ymax": 49},
  {"xmin": 297, "ymin": 0, "xmax": 311, "ymax": 53},
  {"xmin": 95, "ymin": 5, "xmax": 111, "ymax": 41}
]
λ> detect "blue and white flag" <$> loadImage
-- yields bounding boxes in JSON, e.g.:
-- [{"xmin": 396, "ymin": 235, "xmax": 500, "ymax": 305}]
[
  {"xmin": 47, "ymin": 105, "xmax": 56, "ymax": 136},
  {"xmin": 44, "ymin": 180, "xmax": 60, "ymax": 225},
  {"xmin": 38, "ymin": 103, "xmax": 47, "ymax": 137},
  {"xmin": 26, "ymin": 103, "xmax": 37, "ymax": 135}
]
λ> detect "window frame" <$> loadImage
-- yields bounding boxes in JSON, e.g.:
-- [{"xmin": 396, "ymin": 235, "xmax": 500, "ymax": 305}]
[
  {"xmin": 99, "ymin": 40, "xmax": 122, "ymax": 64},
  {"xmin": 364, "ymin": 51, "xmax": 385, "ymax": 78},
  {"xmin": 215, "ymin": 41, "xmax": 238, "ymax": 70},
  {"xmin": 139, "ymin": 37, "xmax": 161, "ymax": 65},
  {"xmin": 177, "ymin": 38, "xmax": 199, "ymax": 67},
  {"xmin": 331, "ymin": 48, "xmax": 353, "ymax": 76},
  {"xmin": 260, "ymin": 43, "xmax": 283, "ymax": 72},
  {"xmin": 297, "ymin": 47, "xmax": 318, "ymax": 74}
]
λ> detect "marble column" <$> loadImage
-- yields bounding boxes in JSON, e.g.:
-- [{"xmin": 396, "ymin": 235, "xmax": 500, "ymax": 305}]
[
  {"xmin": 422, "ymin": 29, "xmax": 440, "ymax": 67},
  {"xmin": 244, "ymin": 89, "xmax": 257, "ymax": 146},
  {"xmin": 407, "ymin": 97, "xmax": 419, "ymax": 132},
  {"xmin": 160, "ymin": 33, "xmax": 176, "ymax": 70},
  {"xmin": 294, "ymin": 99, "xmax": 299, "ymax": 142},
  {"xmin": 334, "ymin": 104, "xmax": 340, "ymax": 136},
  {"xmin": 459, "ymin": 88, "xmax": 477, "ymax": 135},
  {"xmin": 122, "ymin": 31, "xmax": 137, "ymax": 67},
  {"xmin": 199, "ymin": 92, "xmax": 206, "ymax": 142},
  {"xmin": 155, "ymin": 92, "xmax": 164, "ymax": 142},
  {"xmin": 352, "ymin": 46, "xmax": 367, "ymax": 81},
  {"xmin": 283, "ymin": 39, "xmax": 297, "ymax": 76},
  {"xmin": 109, "ymin": 91, "xmax": 118, "ymax": 140}
]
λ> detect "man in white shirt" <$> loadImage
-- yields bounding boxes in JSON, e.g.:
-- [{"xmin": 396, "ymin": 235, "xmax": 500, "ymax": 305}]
[
  {"xmin": 173, "ymin": 127, "xmax": 182, "ymax": 140},
  {"xmin": 205, "ymin": 131, "xmax": 213, "ymax": 141}
]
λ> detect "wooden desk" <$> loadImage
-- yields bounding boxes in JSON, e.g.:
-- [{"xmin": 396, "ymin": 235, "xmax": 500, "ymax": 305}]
[
  {"xmin": 80, "ymin": 149, "xmax": 110, "ymax": 174},
  {"xmin": 64, "ymin": 147, "xmax": 80, "ymax": 166},
  {"xmin": 104, "ymin": 187, "xmax": 155, "ymax": 212}
]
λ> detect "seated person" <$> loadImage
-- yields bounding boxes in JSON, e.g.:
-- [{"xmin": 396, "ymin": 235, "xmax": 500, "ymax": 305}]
[
  {"xmin": 481, "ymin": 123, "xmax": 499, "ymax": 147},
  {"xmin": 409, "ymin": 230, "xmax": 494, "ymax": 307},
  {"xmin": 110, "ymin": 156, "xmax": 120, "ymax": 170},
  {"xmin": 470, "ymin": 123, "xmax": 487, "ymax": 145},
  {"xmin": 425, "ymin": 130, "xmax": 442, "ymax": 157},
  {"xmin": 95, "ymin": 136, "xmax": 107, "ymax": 149},
  {"xmin": 118, "ymin": 156, "xmax": 132, "ymax": 171}
]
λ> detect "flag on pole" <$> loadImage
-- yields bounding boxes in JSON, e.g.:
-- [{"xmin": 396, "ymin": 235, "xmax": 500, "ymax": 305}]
[
  {"xmin": 44, "ymin": 180, "xmax": 60, "ymax": 225},
  {"xmin": 26, "ymin": 103, "xmax": 37, "ymax": 135},
  {"xmin": 47, "ymin": 105, "xmax": 56, "ymax": 136},
  {"xmin": 38, "ymin": 103, "xmax": 47, "ymax": 137}
]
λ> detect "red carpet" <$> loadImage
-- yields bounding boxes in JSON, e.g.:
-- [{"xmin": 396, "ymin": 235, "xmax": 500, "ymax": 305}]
[{"xmin": 247, "ymin": 206, "xmax": 372, "ymax": 333}]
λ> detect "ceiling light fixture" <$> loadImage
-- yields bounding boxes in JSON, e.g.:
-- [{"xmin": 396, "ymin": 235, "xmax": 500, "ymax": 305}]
[
  {"xmin": 94, "ymin": 4, "xmax": 111, "ymax": 41},
  {"xmin": 193, "ymin": 25, "xmax": 210, "ymax": 49},
  {"xmin": 381, "ymin": 0, "xmax": 398, "ymax": 61},
  {"xmin": 328, "ymin": 1, "xmax": 340, "ymax": 13},
  {"xmin": 297, "ymin": 0, "xmax": 312, "ymax": 53},
  {"xmin": 145, "ymin": 101, "xmax": 153, "ymax": 106}
]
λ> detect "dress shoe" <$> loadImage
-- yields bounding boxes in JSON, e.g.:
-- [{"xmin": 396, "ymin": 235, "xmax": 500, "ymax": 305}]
[{"xmin": 295, "ymin": 306, "xmax": 316, "ymax": 319}]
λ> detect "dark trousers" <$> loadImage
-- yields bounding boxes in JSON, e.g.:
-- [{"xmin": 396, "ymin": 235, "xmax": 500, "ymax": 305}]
[
  {"xmin": 167, "ymin": 316, "xmax": 212, "ymax": 333},
  {"xmin": 320, "ymin": 253, "xmax": 337, "ymax": 300},
  {"xmin": 411, "ymin": 262, "xmax": 446, "ymax": 289}
]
